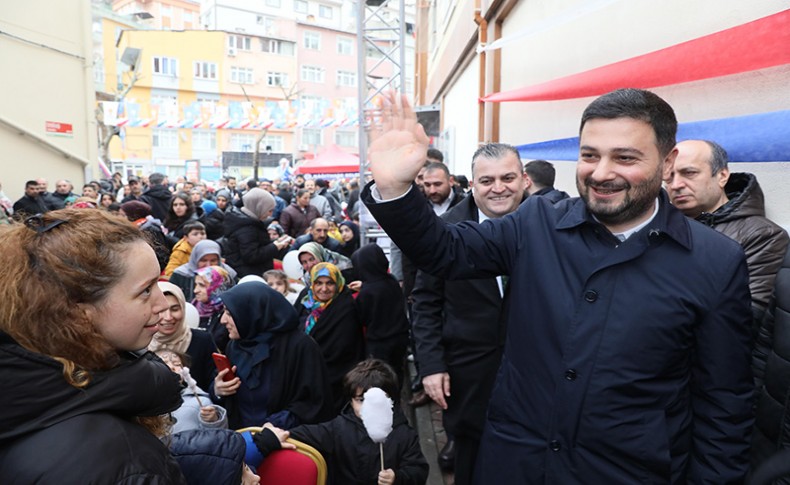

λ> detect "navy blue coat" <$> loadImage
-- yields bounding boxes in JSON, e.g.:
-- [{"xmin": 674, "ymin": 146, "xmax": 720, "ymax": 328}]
[{"xmin": 362, "ymin": 183, "xmax": 754, "ymax": 484}]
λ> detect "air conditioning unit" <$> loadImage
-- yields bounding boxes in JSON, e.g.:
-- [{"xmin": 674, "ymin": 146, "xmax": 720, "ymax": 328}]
[{"xmin": 228, "ymin": 47, "xmax": 236, "ymax": 57}]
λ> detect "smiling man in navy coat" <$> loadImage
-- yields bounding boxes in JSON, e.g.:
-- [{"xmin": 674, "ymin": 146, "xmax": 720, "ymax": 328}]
[{"xmin": 361, "ymin": 89, "xmax": 754, "ymax": 484}]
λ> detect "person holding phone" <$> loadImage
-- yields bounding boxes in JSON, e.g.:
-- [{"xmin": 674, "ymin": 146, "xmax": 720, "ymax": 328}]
[{"xmin": 210, "ymin": 281, "xmax": 334, "ymax": 429}]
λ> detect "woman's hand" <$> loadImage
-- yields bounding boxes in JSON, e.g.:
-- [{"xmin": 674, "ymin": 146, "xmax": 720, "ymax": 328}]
[
  {"xmin": 347, "ymin": 280, "xmax": 362, "ymax": 292},
  {"xmin": 213, "ymin": 367, "xmax": 241, "ymax": 397}
]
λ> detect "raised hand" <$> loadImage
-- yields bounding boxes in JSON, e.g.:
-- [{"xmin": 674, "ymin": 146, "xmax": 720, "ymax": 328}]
[{"xmin": 367, "ymin": 91, "xmax": 430, "ymax": 199}]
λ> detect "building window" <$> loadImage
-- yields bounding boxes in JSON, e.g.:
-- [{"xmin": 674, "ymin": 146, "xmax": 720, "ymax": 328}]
[
  {"xmin": 263, "ymin": 135, "xmax": 284, "ymax": 152},
  {"xmin": 267, "ymin": 72, "xmax": 289, "ymax": 87},
  {"xmin": 336, "ymin": 70, "xmax": 356, "ymax": 87},
  {"xmin": 335, "ymin": 131, "xmax": 357, "ymax": 147},
  {"xmin": 231, "ymin": 133, "xmax": 256, "ymax": 152},
  {"xmin": 183, "ymin": 11, "xmax": 193, "ymax": 27},
  {"xmin": 262, "ymin": 38, "xmax": 295, "ymax": 56},
  {"xmin": 194, "ymin": 61, "xmax": 217, "ymax": 80},
  {"xmin": 152, "ymin": 129, "xmax": 178, "ymax": 149},
  {"xmin": 228, "ymin": 35, "xmax": 251, "ymax": 51},
  {"xmin": 265, "ymin": 0, "xmax": 280, "ymax": 7},
  {"xmin": 300, "ymin": 95, "xmax": 321, "ymax": 113},
  {"xmin": 301, "ymin": 65, "xmax": 324, "ymax": 83},
  {"xmin": 337, "ymin": 37, "xmax": 353, "ymax": 55},
  {"xmin": 230, "ymin": 67, "xmax": 254, "ymax": 84},
  {"xmin": 193, "ymin": 130, "xmax": 216, "ymax": 150},
  {"xmin": 303, "ymin": 31, "xmax": 320, "ymax": 50},
  {"xmin": 366, "ymin": 44, "xmax": 384, "ymax": 59},
  {"xmin": 294, "ymin": 0, "xmax": 308, "ymax": 13},
  {"xmin": 303, "ymin": 128, "xmax": 322, "ymax": 146},
  {"xmin": 319, "ymin": 5, "xmax": 333, "ymax": 19},
  {"xmin": 152, "ymin": 57, "xmax": 178, "ymax": 76}
]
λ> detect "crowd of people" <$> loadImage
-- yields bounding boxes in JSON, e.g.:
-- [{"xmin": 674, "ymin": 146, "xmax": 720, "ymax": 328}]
[{"xmin": 1, "ymin": 86, "xmax": 790, "ymax": 484}]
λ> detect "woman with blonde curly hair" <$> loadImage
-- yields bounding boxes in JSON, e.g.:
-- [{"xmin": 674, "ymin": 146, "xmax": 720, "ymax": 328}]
[{"xmin": 0, "ymin": 209, "xmax": 186, "ymax": 483}]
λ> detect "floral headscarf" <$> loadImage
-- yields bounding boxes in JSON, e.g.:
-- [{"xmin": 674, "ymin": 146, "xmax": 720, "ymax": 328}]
[
  {"xmin": 296, "ymin": 242, "xmax": 352, "ymax": 287},
  {"xmin": 302, "ymin": 262, "xmax": 345, "ymax": 335},
  {"xmin": 193, "ymin": 265, "xmax": 233, "ymax": 317}
]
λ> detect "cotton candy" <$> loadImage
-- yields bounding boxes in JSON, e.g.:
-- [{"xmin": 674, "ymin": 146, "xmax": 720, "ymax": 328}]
[{"xmin": 360, "ymin": 387, "xmax": 393, "ymax": 443}]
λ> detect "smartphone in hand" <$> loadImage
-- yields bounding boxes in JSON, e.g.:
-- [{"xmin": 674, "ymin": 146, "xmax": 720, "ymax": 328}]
[{"xmin": 212, "ymin": 352, "xmax": 236, "ymax": 381}]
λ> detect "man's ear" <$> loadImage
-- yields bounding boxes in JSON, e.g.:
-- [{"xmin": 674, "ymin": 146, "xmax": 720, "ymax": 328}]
[
  {"xmin": 661, "ymin": 147, "xmax": 679, "ymax": 181},
  {"xmin": 716, "ymin": 167, "xmax": 730, "ymax": 189}
]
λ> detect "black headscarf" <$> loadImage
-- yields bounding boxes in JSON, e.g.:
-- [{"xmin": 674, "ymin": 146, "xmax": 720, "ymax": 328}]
[
  {"xmin": 220, "ymin": 282, "xmax": 299, "ymax": 388},
  {"xmin": 352, "ymin": 243, "xmax": 390, "ymax": 283},
  {"xmin": 338, "ymin": 220, "xmax": 360, "ymax": 258}
]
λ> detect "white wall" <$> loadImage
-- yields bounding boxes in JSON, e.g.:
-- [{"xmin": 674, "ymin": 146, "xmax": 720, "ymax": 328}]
[
  {"xmin": 441, "ymin": 54, "xmax": 480, "ymax": 177},
  {"xmin": 494, "ymin": 0, "xmax": 790, "ymax": 227}
]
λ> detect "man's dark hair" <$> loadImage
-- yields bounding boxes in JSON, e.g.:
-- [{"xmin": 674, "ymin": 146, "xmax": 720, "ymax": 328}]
[
  {"xmin": 315, "ymin": 179, "xmax": 328, "ymax": 189},
  {"xmin": 343, "ymin": 358, "xmax": 400, "ymax": 404},
  {"xmin": 701, "ymin": 140, "xmax": 729, "ymax": 175},
  {"xmin": 183, "ymin": 221, "xmax": 206, "ymax": 235},
  {"xmin": 524, "ymin": 160, "xmax": 556, "ymax": 188},
  {"xmin": 226, "ymin": 176, "xmax": 236, "ymax": 182},
  {"xmin": 246, "ymin": 179, "xmax": 258, "ymax": 190},
  {"xmin": 296, "ymin": 188, "xmax": 311, "ymax": 199},
  {"xmin": 424, "ymin": 161, "xmax": 450, "ymax": 178},
  {"xmin": 148, "ymin": 173, "xmax": 166, "ymax": 186},
  {"xmin": 580, "ymin": 88, "xmax": 677, "ymax": 158},
  {"xmin": 427, "ymin": 147, "xmax": 444, "ymax": 162},
  {"xmin": 25, "ymin": 180, "xmax": 38, "ymax": 189},
  {"xmin": 471, "ymin": 143, "xmax": 522, "ymax": 176},
  {"xmin": 455, "ymin": 174, "xmax": 469, "ymax": 190}
]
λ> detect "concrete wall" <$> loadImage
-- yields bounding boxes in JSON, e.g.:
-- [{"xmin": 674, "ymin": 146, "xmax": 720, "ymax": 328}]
[{"xmin": 0, "ymin": 0, "xmax": 98, "ymax": 201}]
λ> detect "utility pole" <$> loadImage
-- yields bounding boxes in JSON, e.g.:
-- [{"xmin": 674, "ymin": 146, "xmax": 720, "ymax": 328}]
[{"xmin": 242, "ymin": 83, "xmax": 300, "ymax": 182}]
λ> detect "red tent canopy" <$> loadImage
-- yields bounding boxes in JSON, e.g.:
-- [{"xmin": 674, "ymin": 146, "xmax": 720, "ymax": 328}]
[{"xmin": 294, "ymin": 144, "xmax": 360, "ymax": 174}]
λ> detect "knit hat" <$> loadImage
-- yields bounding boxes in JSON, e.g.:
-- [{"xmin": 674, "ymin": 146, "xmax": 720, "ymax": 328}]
[
  {"xmin": 121, "ymin": 200, "xmax": 152, "ymax": 221},
  {"xmin": 216, "ymin": 189, "xmax": 231, "ymax": 201},
  {"xmin": 267, "ymin": 222, "xmax": 284, "ymax": 237},
  {"xmin": 241, "ymin": 188, "xmax": 275, "ymax": 221},
  {"xmin": 202, "ymin": 200, "xmax": 218, "ymax": 215}
]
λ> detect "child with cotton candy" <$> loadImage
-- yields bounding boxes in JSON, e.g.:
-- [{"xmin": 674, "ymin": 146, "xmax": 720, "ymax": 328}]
[
  {"xmin": 156, "ymin": 350, "xmax": 229, "ymax": 434},
  {"xmin": 253, "ymin": 358, "xmax": 428, "ymax": 485}
]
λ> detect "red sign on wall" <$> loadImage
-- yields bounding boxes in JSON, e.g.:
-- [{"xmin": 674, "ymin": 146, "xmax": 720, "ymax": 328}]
[{"xmin": 45, "ymin": 121, "xmax": 73, "ymax": 137}]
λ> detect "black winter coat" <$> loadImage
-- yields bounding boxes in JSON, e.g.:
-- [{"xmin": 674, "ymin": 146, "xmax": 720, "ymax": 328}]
[
  {"xmin": 290, "ymin": 405, "xmax": 428, "ymax": 485},
  {"xmin": 140, "ymin": 184, "xmax": 173, "ymax": 222},
  {"xmin": 0, "ymin": 332, "xmax": 185, "ymax": 484},
  {"xmin": 751, "ymin": 247, "xmax": 790, "ymax": 482},
  {"xmin": 298, "ymin": 289, "xmax": 364, "ymax": 412},
  {"xmin": 222, "ymin": 211, "xmax": 279, "ymax": 278}
]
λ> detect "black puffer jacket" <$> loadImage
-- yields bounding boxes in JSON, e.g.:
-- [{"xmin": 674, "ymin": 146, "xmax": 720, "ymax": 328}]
[
  {"xmin": 222, "ymin": 210, "xmax": 279, "ymax": 278},
  {"xmin": 169, "ymin": 429, "xmax": 245, "ymax": 485},
  {"xmin": 750, "ymin": 247, "xmax": 790, "ymax": 484},
  {"xmin": 289, "ymin": 404, "xmax": 428, "ymax": 485},
  {"xmin": 0, "ymin": 332, "xmax": 185, "ymax": 484},
  {"xmin": 696, "ymin": 172, "xmax": 789, "ymax": 317}
]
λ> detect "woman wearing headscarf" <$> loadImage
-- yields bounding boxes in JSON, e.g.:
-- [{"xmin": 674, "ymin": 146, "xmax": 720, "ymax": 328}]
[
  {"xmin": 148, "ymin": 282, "xmax": 217, "ymax": 391},
  {"xmin": 337, "ymin": 220, "xmax": 360, "ymax": 258},
  {"xmin": 211, "ymin": 282, "xmax": 333, "ymax": 429},
  {"xmin": 164, "ymin": 192, "xmax": 198, "ymax": 246},
  {"xmin": 294, "ymin": 242, "xmax": 354, "ymax": 304},
  {"xmin": 352, "ymin": 244, "xmax": 410, "ymax": 388},
  {"xmin": 223, "ymin": 188, "xmax": 291, "ymax": 278},
  {"xmin": 170, "ymin": 239, "xmax": 237, "ymax": 302},
  {"xmin": 193, "ymin": 266, "xmax": 234, "ymax": 353},
  {"xmin": 298, "ymin": 262, "xmax": 364, "ymax": 413}
]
